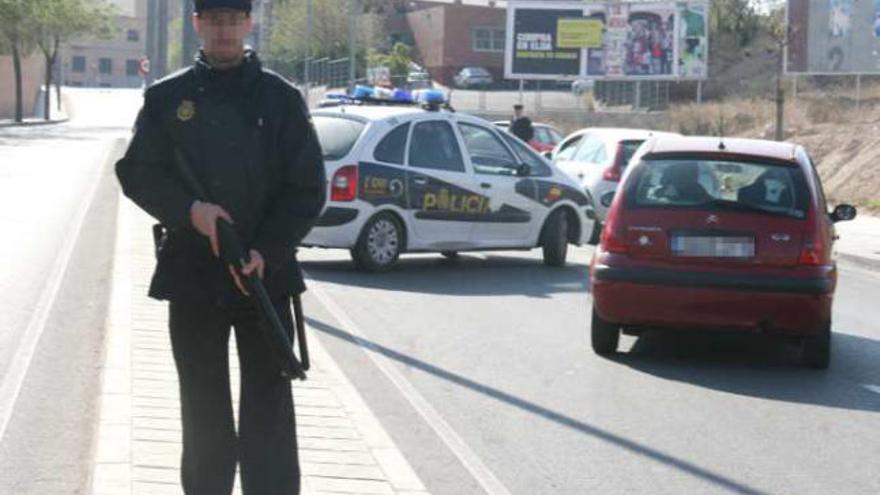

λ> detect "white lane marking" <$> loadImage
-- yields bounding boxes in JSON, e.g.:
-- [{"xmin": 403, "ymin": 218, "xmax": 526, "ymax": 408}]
[
  {"xmin": 0, "ymin": 139, "xmax": 115, "ymax": 444},
  {"xmin": 863, "ymin": 385, "xmax": 880, "ymax": 396},
  {"xmin": 306, "ymin": 275, "xmax": 514, "ymax": 495}
]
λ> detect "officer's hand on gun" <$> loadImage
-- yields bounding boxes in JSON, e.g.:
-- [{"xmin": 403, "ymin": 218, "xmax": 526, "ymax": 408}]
[{"xmin": 190, "ymin": 200, "xmax": 265, "ymax": 295}]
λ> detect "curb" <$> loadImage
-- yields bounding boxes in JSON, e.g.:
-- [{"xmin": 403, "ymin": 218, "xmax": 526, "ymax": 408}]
[
  {"xmin": 0, "ymin": 117, "xmax": 70, "ymax": 129},
  {"xmin": 90, "ymin": 195, "xmax": 431, "ymax": 495},
  {"xmin": 837, "ymin": 252, "xmax": 880, "ymax": 273}
]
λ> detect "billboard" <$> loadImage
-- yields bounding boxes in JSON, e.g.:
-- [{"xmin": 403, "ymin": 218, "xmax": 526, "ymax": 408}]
[
  {"xmin": 504, "ymin": 1, "xmax": 709, "ymax": 81},
  {"xmin": 786, "ymin": 0, "xmax": 880, "ymax": 74}
]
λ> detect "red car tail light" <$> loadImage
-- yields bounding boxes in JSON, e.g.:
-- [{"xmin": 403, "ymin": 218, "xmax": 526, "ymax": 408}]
[
  {"xmin": 600, "ymin": 193, "xmax": 628, "ymax": 254},
  {"xmin": 798, "ymin": 235, "xmax": 825, "ymax": 266},
  {"xmin": 798, "ymin": 210, "xmax": 826, "ymax": 266},
  {"xmin": 330, "ymin": 165, "xmax": 358, "ymax": 202}
]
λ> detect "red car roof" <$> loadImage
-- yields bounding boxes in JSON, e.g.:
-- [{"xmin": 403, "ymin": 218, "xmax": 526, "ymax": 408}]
[{"xmin": 647, "ymin": 136, "xmax": 800, "ymax": 162}]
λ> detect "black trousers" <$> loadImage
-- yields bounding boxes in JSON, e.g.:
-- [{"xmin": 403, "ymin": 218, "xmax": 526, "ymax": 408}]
[{"xmin": 169, "ymin": 298, "xmax": 300, "ymax": 495}]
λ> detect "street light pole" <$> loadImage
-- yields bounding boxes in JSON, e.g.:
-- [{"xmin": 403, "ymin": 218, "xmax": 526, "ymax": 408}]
[
  {"xmin": 146, "ymin": 0, "xmax": 156, "ymax": 85},
  {"xmin": 349, "ymin": 0, "xmax": 357, "ymax": 88},
  {"xmin": 304, "ymin": 0, "xmax": 313, "ymax": 94},
  {"xmin": 182, "ymin": 0, "xmax": 198, "ymax": 68}
]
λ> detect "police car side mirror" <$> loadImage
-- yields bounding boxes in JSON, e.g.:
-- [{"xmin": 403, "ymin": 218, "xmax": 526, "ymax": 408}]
[
  {"xmin": 542, "ymin": 151, "xmax": 553, "ymax": 161},
  {"xmin": 516, "ymin": 164, "xmax": 531, "ymax": 177},
  {"xmin": 585, "ymin": 205, "xmax": 597, "ymax": 220}
]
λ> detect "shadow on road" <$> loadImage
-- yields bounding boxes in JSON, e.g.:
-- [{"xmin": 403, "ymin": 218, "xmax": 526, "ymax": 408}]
[
  {"xmin": 301, "ymin": 252, "xmax": 591, "ymax": 298},
  {"xmin": 307, "ymin": 316, "xmax": 775, "ymax": 495},
  {"xmin": 613, "ymin": 329, "xmax": 880, "ymax": 413}
]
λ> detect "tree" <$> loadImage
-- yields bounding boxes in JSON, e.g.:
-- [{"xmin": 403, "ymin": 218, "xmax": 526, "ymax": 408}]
[
  {"xmin": 32, "ymin": 0, "xmax": 116, "ymax": 120},
  {"xmin": 0, "ymin": 0, "xmax": 38, "ymax": 122},
  {"xmin": 268, "ymin": 0, "xmax": 381, "ymax": 79},
  {"xmin": 368, "ymin": 42, "xmax": 411, "ymax": 78}
]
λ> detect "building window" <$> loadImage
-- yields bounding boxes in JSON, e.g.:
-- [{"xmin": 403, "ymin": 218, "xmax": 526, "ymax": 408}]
[
  {"xmin": 126, "ymin": 59, "xmax": 139, "ymax": 77},
  {"xmin": 99, "ymin": 58, "xmax": 112, "ymax": 75},
  {"xmin": 472, "ymin": 27, "xmax": 505, "ymax": 53},
  {"xmin": 71, "ymin": 55, "xmax": 86, "ymax": 73},
  {"xmin": 127, "ymin": 29, "xmax": 140, "ymax": 42}
]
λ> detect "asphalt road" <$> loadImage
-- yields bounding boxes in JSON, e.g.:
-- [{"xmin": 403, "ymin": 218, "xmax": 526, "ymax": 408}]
[
  {"xmin": 299, "ymin": 246, "xmax": 880, "ymax": 495},
  {"xmin": 1, "ymin": 88, "xmax": 878, "ymax": 495},
  {"xmin": 0, "ymin": 88, "xmax": 140, "ymax": 494}
]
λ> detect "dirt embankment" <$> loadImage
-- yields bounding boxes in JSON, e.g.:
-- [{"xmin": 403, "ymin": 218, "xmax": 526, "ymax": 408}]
[{"xmin": 665, "ymin": 93, "xmax": 880, "ymax": 213}]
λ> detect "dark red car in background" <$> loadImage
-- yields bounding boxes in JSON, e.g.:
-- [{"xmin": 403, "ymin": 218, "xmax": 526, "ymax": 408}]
[
  {"xmin": 589, "ymin": 136, "xmax": 857, "ymax": 368},
  {"xmin": 493, "ymin": 121, "xmax": 563, "ymax": 154}
]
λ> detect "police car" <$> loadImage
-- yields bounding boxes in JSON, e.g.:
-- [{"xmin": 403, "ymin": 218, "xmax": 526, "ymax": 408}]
[{"xmin": 303, "ymin": 87, "xmax": 596, "ymax": 271}]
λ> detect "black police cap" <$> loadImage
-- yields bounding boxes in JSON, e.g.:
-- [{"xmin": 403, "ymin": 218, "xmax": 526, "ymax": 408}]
[{"xmin": 194, "ymin": 0, "xmax": 252, "ymax": 14}]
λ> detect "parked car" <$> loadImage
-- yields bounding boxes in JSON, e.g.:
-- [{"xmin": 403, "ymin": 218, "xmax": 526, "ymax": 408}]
[
  {"xmin": 589, "ymin": 136, "xmax": 857, "ymax": 368},
  {"xmin": 552, "ymin": 128, "xmax": 680, "ymax": 243},
  {"xmin": 454, "ymin": 67, "xmax": 494, "ymax": 89},
  {"xmin": 571, "ymin": 79, "xmax": 595, "ymax": 96},
  {"xmin": 493, "ymin": 121, "xmax": 564, "ymax": 154},
  {"xmin": 303, "ymin": 92, "xmax": 596, "ymax": 271}
]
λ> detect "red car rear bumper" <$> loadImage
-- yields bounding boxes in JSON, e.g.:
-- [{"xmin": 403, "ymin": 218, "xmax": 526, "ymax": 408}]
[{"xmin": 591, "ymin": 256, "xmax": 835, "ymax": 336}]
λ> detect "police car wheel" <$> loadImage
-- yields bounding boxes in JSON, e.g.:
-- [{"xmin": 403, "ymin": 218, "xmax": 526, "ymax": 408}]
[
  {"xmin": 542, "ymin": 209, "xmax": 569, "ymax": 267},
  {"xmin": 353, "ymin": 214, "xmax": 403, "ymax": 272},
  {"xmin": 591, "ymin": 306, "xmax": 620, "ymax": 355}
]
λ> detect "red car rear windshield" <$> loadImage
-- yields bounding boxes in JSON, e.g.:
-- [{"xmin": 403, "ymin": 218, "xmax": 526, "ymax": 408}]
[{"xmin": 624, "ymin": 158, "xmax": 811, "ymax": 220}]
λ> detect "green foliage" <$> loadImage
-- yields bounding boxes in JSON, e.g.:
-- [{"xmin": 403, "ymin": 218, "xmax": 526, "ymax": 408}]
[
  {"xmin": 268, "ymin": 0, "xmax": 382, "ymax": 65},
  {"xmin": 368, "ymin": 42, "xmax": 411, "ymax": 77},
  {"xmin": 710, "ymin": 0, "xmax": 761, "ymax": 47},
  {"xmin": 31, "ymin": 0, "xmax": 118, "ymax": 56}
]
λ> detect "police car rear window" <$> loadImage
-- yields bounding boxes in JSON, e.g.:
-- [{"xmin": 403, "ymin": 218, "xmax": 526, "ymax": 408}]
[
  {"xmin": 373, "ymin": 123, "xmax": 410, "ymax": 165},
  {"xmin": 312, "ymin": 116, "xmax": 366, "ymax": 161}
]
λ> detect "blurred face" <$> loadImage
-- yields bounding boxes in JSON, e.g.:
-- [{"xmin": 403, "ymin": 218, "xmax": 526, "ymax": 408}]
[{"xmin": 194, "ymin": 8, "xmax": 252, "ymax": 67}]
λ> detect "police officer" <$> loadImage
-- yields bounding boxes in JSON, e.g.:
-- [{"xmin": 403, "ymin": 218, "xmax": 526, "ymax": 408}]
[
  {"xmin": 510, "ymin": 103, "xmax": 535, "ymax": 143},
  {"xmin": 115, "ymin": 0, "xmax": 326, "ymax": 493}
]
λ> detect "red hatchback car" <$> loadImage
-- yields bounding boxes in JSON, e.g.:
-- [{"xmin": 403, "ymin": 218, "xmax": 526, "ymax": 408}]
[{"xmin": 589, "ymin": 136, "xmax": 857, "ymax": 368}]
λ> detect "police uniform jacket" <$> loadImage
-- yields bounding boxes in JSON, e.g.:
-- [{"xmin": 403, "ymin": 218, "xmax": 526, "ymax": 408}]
[
  {"xmin": 116, "ymin": 50, "xmax": 326, "ymax": 306},
  {"xmin": 510, "ymin": 116, "xmax": 534, "ymax": 142}
]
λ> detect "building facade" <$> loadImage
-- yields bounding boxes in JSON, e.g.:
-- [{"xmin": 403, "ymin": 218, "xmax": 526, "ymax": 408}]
[
  {"xmin": 377, "ymin": 0, "xmax": 507, "ymax": 86},
  {"xmin": 63, "ymin": 0, "xmax": 147, "ymax": 88},
  {"xmin": 0, "ymin": 55, "xmax": 44, "ymax": 119}
]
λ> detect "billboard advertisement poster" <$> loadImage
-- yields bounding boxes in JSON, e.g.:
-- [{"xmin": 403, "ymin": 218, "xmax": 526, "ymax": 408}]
[
  {"xmin": 679, "ymin": 2, "xmax": 708, "ymax": 79},
  {"xmin": 505, "ymin": 1, "xmax": 708, "ymax": 81},
  {"xmin": 874, "ymin": 0, "xmax": 880, "ymax": 38},
  {"xmin": 787, "ymin": 0, "xmax": 880, "ymax": 74},
  {"xmin": 511, "ymin": 7, "xmax": 583, "ymax": 77}
]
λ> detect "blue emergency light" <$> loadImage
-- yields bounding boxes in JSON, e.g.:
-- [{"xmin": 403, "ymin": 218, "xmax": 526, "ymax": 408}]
[
  {"xmin": 416, "ymin": 89, "xmax": 447, "ymax": 105},
  {"xmin": 352, "ymin": 85, "xmax": 375, "ymax": 99},
  {"xmin": 342, "ymin": 85, "xmax": 449, "ymax": 108}
]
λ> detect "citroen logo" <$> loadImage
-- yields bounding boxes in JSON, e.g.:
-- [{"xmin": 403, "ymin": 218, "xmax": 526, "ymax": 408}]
[{"xmin": 706, "ymin": 214, "xmax": 720, "ymax": 225}]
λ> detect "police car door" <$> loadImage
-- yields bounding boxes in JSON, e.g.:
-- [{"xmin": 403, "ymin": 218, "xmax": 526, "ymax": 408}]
[
  {"xmin": 455, "ymin": 121, "xmax": 538, "ymax": 246},
  {"xmin": 405, "ymin": 118, "xmax": 480, "ymax": 248}
]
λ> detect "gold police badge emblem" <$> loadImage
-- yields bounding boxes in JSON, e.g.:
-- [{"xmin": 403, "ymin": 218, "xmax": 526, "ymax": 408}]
[{"xmin": 176, "ymin": 100, "xmax": 195, "ymax": 122}]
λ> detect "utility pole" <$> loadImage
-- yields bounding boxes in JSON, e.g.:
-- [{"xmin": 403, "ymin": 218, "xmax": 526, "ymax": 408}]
[
  {"xmin": 773, "ymin": 25, "xmax": 793, "ymax": 142},
  {"xmin": 349, "ymin": 0, "xmax": 357, "ymax": 88},
  {"xmin": 183, "ymin": 0, "xmax": 198, "ymax": 68}
]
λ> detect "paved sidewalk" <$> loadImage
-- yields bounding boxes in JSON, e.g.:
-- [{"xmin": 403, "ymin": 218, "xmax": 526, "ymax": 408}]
[
  {"xmin": 90, "ymin": 196, "xmax": 430, "ymax": 495},
  {"xmin": 835, "ymin": 214, "xmax": 880, "ymax": 271}
]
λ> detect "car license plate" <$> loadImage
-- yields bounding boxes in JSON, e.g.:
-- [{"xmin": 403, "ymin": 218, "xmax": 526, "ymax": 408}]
[{"xmin": 670, "ymin": 236, "xmax": 755, "ymax": 258}]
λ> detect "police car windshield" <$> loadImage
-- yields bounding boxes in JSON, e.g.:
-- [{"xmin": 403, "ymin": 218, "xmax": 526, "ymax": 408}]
[{"xmin": 312, "ymin": 116, "xmax": 366, "ymax": 161}]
